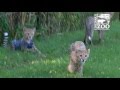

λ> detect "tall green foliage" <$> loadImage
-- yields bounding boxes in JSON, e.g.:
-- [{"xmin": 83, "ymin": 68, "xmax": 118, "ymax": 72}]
[{"xmin": 0, "ymin": 12, "xmax": 116, "ymax": 41}]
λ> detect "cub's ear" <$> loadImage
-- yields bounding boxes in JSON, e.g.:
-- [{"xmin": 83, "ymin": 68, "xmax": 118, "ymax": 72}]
[
  {"xmin": 70, "ymin": 43, "xmax": 75, "ymax": 51},
  {"xmin": 87, "ymin": 49, "xmax": 90, "ymax": 54},
  {"xmin": 33, "ymin": 27, "xmax": 36, "ymax": 31},
  {"xmin": 23, "ymin": 27, "xmax": 27, "ymax": 31}
]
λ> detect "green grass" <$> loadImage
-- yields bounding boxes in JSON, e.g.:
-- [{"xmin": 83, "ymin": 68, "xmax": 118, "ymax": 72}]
[{"xmin": 0, "ymin": 20, "xmax": 120, "ymax": 78}]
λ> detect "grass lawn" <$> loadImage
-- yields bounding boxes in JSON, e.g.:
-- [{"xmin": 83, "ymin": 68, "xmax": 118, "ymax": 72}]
[{"xmin": 0, "ymin": 20, "xmax": 120, "ymax": 78}]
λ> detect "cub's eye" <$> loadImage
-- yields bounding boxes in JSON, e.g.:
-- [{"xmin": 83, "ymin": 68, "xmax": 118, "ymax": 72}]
[
  {"xmin": 80, "ymin": 55, "xmax": 82, "ymax": 57},
  {"xmin": 85, "ymin": 55, "xmax": 87, "ymax": 57}
]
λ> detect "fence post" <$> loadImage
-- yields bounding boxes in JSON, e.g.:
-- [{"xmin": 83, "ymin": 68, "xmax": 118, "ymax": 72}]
[{"xmin": 3, "ymin": 32, "xmax": 9, "ymax": 48}]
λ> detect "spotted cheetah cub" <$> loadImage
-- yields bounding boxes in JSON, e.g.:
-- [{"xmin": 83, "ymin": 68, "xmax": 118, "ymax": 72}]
[{"xmin": 68, "ymin": 41, "xmax": 90, "ymax": 76}]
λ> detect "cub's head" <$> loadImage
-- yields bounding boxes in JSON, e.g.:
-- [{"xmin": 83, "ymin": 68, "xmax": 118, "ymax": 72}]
[
  {"xmin": 23, "ymin": 27, "xmax": 36, "ymax": 41},
  {"xmin": 76, "ymin": 49, "xmax": 90, "ymax": 64}
]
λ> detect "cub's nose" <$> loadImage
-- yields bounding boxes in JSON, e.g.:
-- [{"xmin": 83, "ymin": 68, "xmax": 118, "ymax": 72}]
[
  {"xmin": 82, "ymin": 60, "xmax": 84, "ymax": 62},
  {"xmin": 81, "ymin": 59, "xmax": 85, "ymax": 62}
]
